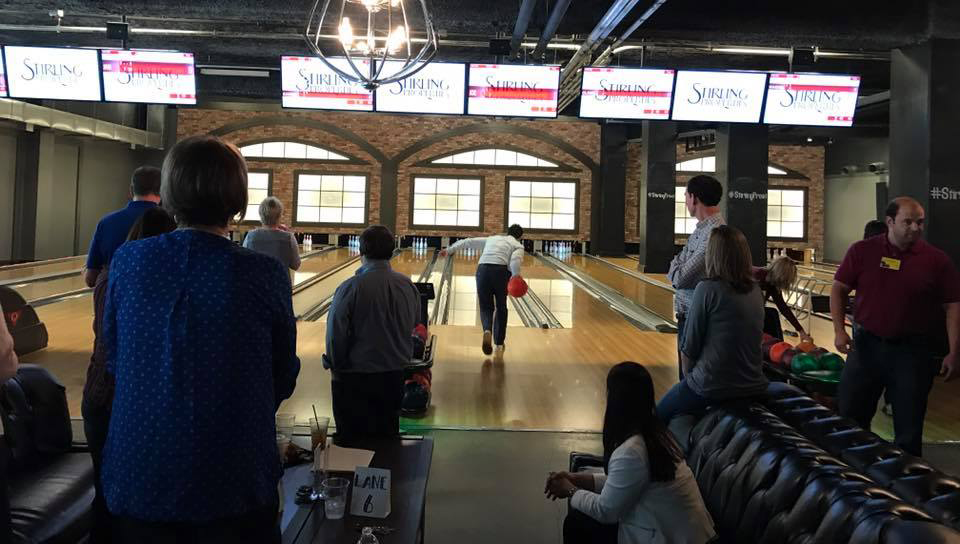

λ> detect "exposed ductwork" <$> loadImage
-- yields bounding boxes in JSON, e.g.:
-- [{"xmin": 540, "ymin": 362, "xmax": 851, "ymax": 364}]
[
  {"xmin": 531, "ymin": 0, "xmax": 572, "ymax": 61},
  {"xmin": 508, "ymin": 0, "xmax": 538, "ymax": 59}
]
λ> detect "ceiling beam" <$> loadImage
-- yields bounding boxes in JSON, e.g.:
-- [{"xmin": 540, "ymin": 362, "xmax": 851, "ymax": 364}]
[
  {"xmin": 531, "ymin": 0, "xmax": 572, "ymax": 62},
  {"xmin": 509, "ymin": 0, "xmax": 538, "ymax": 59}
]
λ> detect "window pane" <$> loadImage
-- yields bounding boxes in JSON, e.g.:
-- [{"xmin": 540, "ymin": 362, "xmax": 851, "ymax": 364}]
[
  {"xmin": 343, "ymin": 176, "xmax": 366, "ymax": 192},
  {"xmin": 511, "ymin": 181, "xmax": 530, "ymax": 197},
  {"xmin": 413, "ymin": 210, "xmax": 435, "ymax": 225},
  {"xmin": 248, "ymin": 189, "xmax": 268, "ymax": 203},
  {"xmin": 768, "ymin": 190, "xmax": 782, "ymax": 205},
  {"xmin": 263, "ymin": 142, "xmax": 285, "ymax": 158},
  {"xmin": 457, "ymin": 211, "xmax": 480, "ymax": 227},
  {"xmin": 436, "ymin": 210, "xmax": 458, "ymax": 225},
  {"xmin": 328, "ymin": 151, "xmax": 348, "ymax": 161},
  {"xmin": 554, "ymin": 198, "xmax": 575, "ymax": 214},
  {"xmin": 306, "ymin": 146, "xmax": 328, "ymax": 160},
  {"xmin": 516, "ymin": 152, "xmax": 538, "ymax": 167},
  {"xmin": 768, "ymin": 166, "xmax": 787, "ymax": 175},
  {"xmin": 767, "ymin": 222, "xmax": 781, "ymax": 237},
  {"xmin": 414, "ymin": 194, "xmax": 436, "ymax": 210},
  {"xmin": 495, "ymin": 149, "xmax": 517, "ymax": 166},
  {"xmin": 686, "ymin": 218, "xmax": 698, "ymax": 233},
  {"xmin": 319, "ymin": 207, "xmax": 342, "ymax": 223},
  {"xmin": 782, "ymin": 190, "xmax": 804, "ymax": 206},
  {"xmin": 552, "ymin": 214, "xmax": 575, "ymax": 230},
  {"xmin": 320, "ymin": 192, "xmax": 343, "ymax": 207},
  {"xmin": 554, "ymin": 183, "xmax": 575, "ymax": 199},
  {"xmin": 675, "ymin": 202, "xmax": 687, "ymax": 218},
  {"xmin": 342, "ymin": 192, "xmax": 365, "ymax": 207},
  {"xmin": 531, "ymin": 197, "xmax": 553, "ymax": 213},
  {"xmin": 436, "ymin": 194, "xmax": 458, "ymax": 210},
  {"xmin": 246, "ymin": 204, "xmax": 259, "ymax": 219},
  {"xmin": 298, "ymin": 207, "xmax": 319, "ymax": 223},
  {"xmin": 433, "ymin": 155, "xmax": 453, "ymax": 164},
  {"xmin": 341, "ymin": 208, "xmax": 364, "ymax": 224},
  {"xmin": 436, "ymin": 178, "xmax": 458, "ymax": 194},
  {"xmin": 458, "ymin": 178, "xmax": 481, "ymax": 195},
  {"xmin": 675, "ymin": 218, "xmax": 685, "ymax": 233},
  {"xmin": 299, "ymin": 175, "xmax": 322, "ymax": 191},
  {"xmin": 415, "ymin": 178, "xmax": 436, "ymax": 194},
  {"xmin": 509, "ymin": 213, "xmax": 529, "ymax": 227},
  {"xmin": 537, "ymin": 158, "xmax": 558, "ymax": 168},
  {"xmin": 781, "ymin": 222, "xmax": 804, "ymax": 238},
  {"xmin": 299, "ymin": 191, "xmax": 320, "ymax": 206},
  {"xmin": 321, "ymin": 176, "xmax": 343, "ymax": 191},
  {"xmin": 284, "ymin": 142, "xmax": 307, "ymax": 159},
  {"xmin": 240, "ymin": 144, "xmax": 262, "ymax": 157},
  {"xmin": 675, "ymin": 186, "xmax": 686, "ymax": 200},
  {"xmin": 531, "ymin": 182, "xmax": 553, "ymax": 198},
  {"xmin": 767, "ymin": 206, "xmax": 782, "ymax": 221},
  {"xmin": 510, "ymin": 197, "xmax": 531, "ymax": 212},
  {"xmin": 702, "ymin": 156, "xmax": 716, "ymax": 172},
  {"xmin": 248, "ymin": 172, "xmax": 269, "ymax": 189},
  {"xmin": 530, "ymin": 214, "xmax": 552, "ymax": 229},
  {"xmin": 474, "ymin": 149, "xmax": 495, "ymax": 164},
  {"xmin": 458, "ymin": 195, "xmax": 480, "ymax": 211},
  {"xmin": 782, "ymin": 206, "xmax": 803, "ymax": 221},
  {"xmin": 453, "ymin": 151, "xmax": 474, "ymax": 165},
  {"xmin": 678, "ymin": 159, "xmax": 697, "ymax": 172}
]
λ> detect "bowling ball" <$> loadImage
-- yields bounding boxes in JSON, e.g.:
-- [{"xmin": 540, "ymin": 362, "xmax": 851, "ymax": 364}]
[
  {"xmin": 810, "ymin": 347, "xmax": 830, "ymax": 360},
  {"xmin": 401, "ymin": 381, "xmax": 430, "ymax": 414},
  {"xmin": 781, "ymin": 349, "xmax": 800, "ymax": 369},
  {"xmin": 820, "ymin": 353, "xmax": 844, "ymax": 371},
  {"xmin": 791, "ymin": 352, "xmax": 820, "ymax": 373},
  {"xmin": 414, "ymin": 323, "xmax": 428, "ymax": 341},
  {"xmin": 796, "ymin": 341, "xmax": 817, "ymax": 353},
  {"xmin": 769, "ymin": 342, "xmax": 793, "ymax": 365},
  {"xmin": 507, "ymin": 276, "xmax": 528, "ymax": 298}
]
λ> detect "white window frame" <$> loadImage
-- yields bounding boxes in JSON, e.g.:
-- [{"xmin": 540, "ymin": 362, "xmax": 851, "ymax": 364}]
[
  {"xmin": 294, "ymin": 172, "xmax": 368, "ymax": 226},
  {"xmin": 410, "ymin": 176, "xmax": 483, "ymax": 229},
  {"xmin": 506, "ymin": 179, "xmax": 578, "ymax": 233},
  {"xmin": 431, "ymin": 148, "xmax": 559, "ymax": 168},
  {"xmin": 240, "ymin": 141, "xmax": 350, "ymax": 161},
  {"xmin": 241, "ymin": 170, "xmax": 272, "ymax": 224},
  {"xmin": 767, "ymin": 187, "xmax": 807, "ymax": 240}
]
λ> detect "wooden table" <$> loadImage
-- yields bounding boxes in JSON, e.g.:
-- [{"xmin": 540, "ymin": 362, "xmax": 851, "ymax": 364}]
[{"xmin": 281, "ymin": 437, "xmax": 434, "ymax": 544}]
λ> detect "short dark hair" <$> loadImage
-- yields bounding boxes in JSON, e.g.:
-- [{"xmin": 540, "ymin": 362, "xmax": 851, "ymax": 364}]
[
  {"xmin": 507, "ymin": 224, "xmax": 523, "ymax": 240},
  {"xmin": 130, "ymin": 166, "xmax": 161, "ymax": 197},
  {"xmin": 161, "ymin": 136, "xmax": 248, "ymax": 227},
  {"xmin": 127, "ymin": 207, "xmax": 177, "ymax": 241},
  {"xmin": 863, "ymin": 219, "xmax": 887, "ymax": 239},
  {"xmin": 884, "ymin": 197, "xmax": 923, "ymax": 222},
  {"xmin": 686, "ymin": 175, "xmax": 723, "ymax": 207},
  {"xmin": 359, "ymin": 225, "xmax": 394, "ymax": 260}
]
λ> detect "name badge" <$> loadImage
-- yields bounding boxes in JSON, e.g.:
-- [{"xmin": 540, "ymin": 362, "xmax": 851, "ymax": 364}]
[{"xmin": 880, "ymin": 257, "xmax": 901, "ymax": 271}]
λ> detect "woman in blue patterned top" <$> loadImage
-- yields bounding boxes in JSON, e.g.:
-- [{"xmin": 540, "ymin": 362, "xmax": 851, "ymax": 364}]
[{"xmin": 101, "ymin": 135, "xmax": 301, "ymax": 543}]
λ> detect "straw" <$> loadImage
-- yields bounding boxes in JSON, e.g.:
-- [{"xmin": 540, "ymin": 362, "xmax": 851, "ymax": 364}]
[{"xmin": 312, "ymin": 404, "xmax": 321, "ymax": 434}]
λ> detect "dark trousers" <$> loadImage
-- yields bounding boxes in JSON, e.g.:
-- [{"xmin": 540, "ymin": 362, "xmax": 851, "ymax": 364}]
[
  {"xmin": 838, "ymin": 329, "xmax": 940, "ymax": 456},
  {"xmin": 563, "ymin": 508, "xmax": 618, "ymax": 544},
  {"xmin": 676, "ymin": 313, "xmax": 687, "ymax": 381},
  {"xmin": 763, "ymin": 307, "xmax": 784, "ymax": 340},
  {"xmin": 476, "ymin": 264, "xmax": 511, "ymax": 345},
  {"xmin": 656, "ymin": 379, "xmax": 712, "ymax": 425},
  {"xmin": 331, "ymin": 371, "xmax": 404, "ymax": 441},
  {"xmin": 112, "ymin": 498, "xmax": 279, "ymax": 544},
  {"xmin": 1, "ymin": 434, "xmax": 10, "ymax": 544},
  {"xmin": 82, "ymin": 401, "xmax": 113, "ymax": 544}
]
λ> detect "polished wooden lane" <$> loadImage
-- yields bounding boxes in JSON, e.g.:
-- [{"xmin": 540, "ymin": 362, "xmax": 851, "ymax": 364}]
[
  {"xmin": 565, "ymin": 255, "xmax": 675, "ymax": 322},
  {"xmin": 0, "ymin": 256, "xmax": 86, "ymax": 282},
  {"xmin": 443, "ymin": 252, "xmax": 525, "ymax": 327},
  {"xmin": 12, "ymin": 275, "xmax": 88, "ymax": 302},
  {"xmin": 291, "ymin": 248, "xmax": 358, "ymax": 287}
]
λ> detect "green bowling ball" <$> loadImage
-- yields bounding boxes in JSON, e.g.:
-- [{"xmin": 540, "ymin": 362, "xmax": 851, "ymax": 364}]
[
  {"xmin": 819, "ymin": 353, "xmax": 844, "ymax": 371},
  {"xmin": 791, "ymin": 352, "xmax": 819, "ymax": 373}
]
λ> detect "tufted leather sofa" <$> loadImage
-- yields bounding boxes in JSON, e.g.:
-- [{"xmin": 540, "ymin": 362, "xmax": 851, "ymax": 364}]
[
  {"xmin": 2, "ymin": 365, "xmax": 93, "ymax": 543},
  {"xmin": 763, "ymin": 384, "xmax": 960, "ymax": 530}
]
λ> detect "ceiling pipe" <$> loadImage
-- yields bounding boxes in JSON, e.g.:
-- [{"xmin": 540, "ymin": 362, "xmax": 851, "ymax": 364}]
[
  {"xmin": 531, "ymin": 0, "xmax": 573, "ymax": 61},
  {"xmin": 509, "ymin": 0, "xmax": 538, "ymax": 59},
  {"xmin": 593, "ymin": 0, "xmax": 669, "ymax": 67}
]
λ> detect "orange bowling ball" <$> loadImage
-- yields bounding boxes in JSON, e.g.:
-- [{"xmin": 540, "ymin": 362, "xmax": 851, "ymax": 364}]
[
  {"xmin": 507, "ymin": 276, "xmax": 528, "ymax": 297},
  {"xmin": 769, "ymin": 342, "xmax": 794, "ymax": 365},
  {"xmin": 796, "ymin": 340, "xmax": 817, "ymax": 353}
]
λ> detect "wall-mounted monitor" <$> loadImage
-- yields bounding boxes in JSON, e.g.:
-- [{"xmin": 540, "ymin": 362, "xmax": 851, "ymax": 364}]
[
  {"xmin": 763, "ymin": 73, "xmax": 861, "ymax": 127},
  {"xmin": 0, "ymin": 48, "xmax": 7, "ymax": 98},
  {"xmin": 281, "ymin": 56, "xmax": 373, "ymax": 111},
  {"xmin": 4, "ymin": 46, "xmax": 102, "ymax": 101},
  {"xmin": 671, "ymin": 70, "xmax": 768, "ymax": 123},
  {"xmin": 102, "ymin": 50, "xmax": 196, "ymax": 105},
  {"xmin": 579, "ymin": 67, "xmax": 675, "ymax": 120},
  {"xmin": 467, "ymin": 63, "xmax": 560, "ymax": 118},
  {"xmin": 374, "ymin": 61, "xmax": 466, "ymax": 115}
]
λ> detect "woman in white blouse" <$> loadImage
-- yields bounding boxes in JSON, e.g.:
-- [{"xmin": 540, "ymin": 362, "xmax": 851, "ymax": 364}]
[{"xmin": 545, "ymin": 362, "xmax": 716, "ymax": 544}]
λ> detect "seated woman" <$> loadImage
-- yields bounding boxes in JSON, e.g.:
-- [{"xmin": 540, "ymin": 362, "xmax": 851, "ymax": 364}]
[
  {"xmin": 100, "ymin": 136, "xmax": 300, "ymax": 543},
  {"xmin": 657, "ymin": 225, "xmax": 768, "ymax": 424},
  {"xmin": 753, "ymin": 256, "xmax": 811, "ymax": 342},
  {"xmin": 545, "ymin": 362, "xmax": 716, "ymax": 544},
  {"xmin": 243, "ymin": 196, "xmax": 301, "ymax": 271}
]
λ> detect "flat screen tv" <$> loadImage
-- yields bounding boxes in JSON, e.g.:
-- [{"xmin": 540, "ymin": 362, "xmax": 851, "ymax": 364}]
[
  {"xmin": 102, "ymin": 49, "xmax": 196, "ymax": 105},
  {"xmin": 281, "ymin": 56, "xmax": 373, "ymax": 111},
  {"xmin": 671, "ymin": 70, "xmax": 768, "ymax": 123},
  {"xmin": 4, "ymin": 46, "xmax": 102, "ymax": 101},
  {"xmin": 374, "ymin": 61, "xmax": 466, "ymax": 115},
  {"xmin": 579, "ymin": 67, "xmax": 675, "ymax": 120},
  {"xmin": 467, "ymin": 63, "xmax": 560, "ymax": 118},
  {"xmin": 763, "ymin": 72, "xmax": 861, "ymax": 127}
]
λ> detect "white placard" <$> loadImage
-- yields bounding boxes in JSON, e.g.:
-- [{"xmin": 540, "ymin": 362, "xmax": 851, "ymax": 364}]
[
  {"xmin": 763, "ymin": 73, "xmax": 861, "ymax": 127},
  {"xmin": 467, "ymin": 63, "xmax": 560, "ymax": 118},
  {"xmin": 350, "ymin": 467, "xmax": 391, "ymax": 518},
  {"xmin": 375, "ymin": 61, "xmax": 465, "ymax": 114},
  {"xmin": 5, "ymin": 46, "xmax": 101, "ymax": 101},
  {"xmin": 102, "ymin": 50, "xmax": 196, "ymax": 105},
  {"xmin": 671, "ymin": 70, "xmax": 768, "ymax": 123},
  {"xmin": 580, "ymin": 67, "xmax": 675, "ymax": 120},
  {"xmin": 281, "ymin": 56, "xmax": 373, "ymax": 111},
  {"xmin": 0, "ymin": 48, "xmax": 7, "ymax": 98}
]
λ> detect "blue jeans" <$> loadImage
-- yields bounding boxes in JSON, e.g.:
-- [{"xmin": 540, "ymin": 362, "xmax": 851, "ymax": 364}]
[
  {"xmin": 656, "ymin": 380, "xmax": 711, "ymax": 425},
  {"xmin": 82, "ymin": 401, "xmax": 113, "ymax": 544},
  {"xmin": 476, "ymin": 264, "xmax": 511, "ymax": 345}
]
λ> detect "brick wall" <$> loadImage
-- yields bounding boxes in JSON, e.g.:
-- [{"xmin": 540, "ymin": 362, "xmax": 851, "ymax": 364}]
[{"xmin": 177, "ymin": 109, "xmax": 600, "ymax": 239}]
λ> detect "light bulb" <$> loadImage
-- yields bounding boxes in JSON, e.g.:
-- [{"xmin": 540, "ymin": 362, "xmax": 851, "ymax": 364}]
[
  {"xmin": 338, "ymin": 17, "xmax": 354, "ymax": 47},
  {"xmin": 386, "ymin": 25, "xmax": 407, "ymax": 53}
]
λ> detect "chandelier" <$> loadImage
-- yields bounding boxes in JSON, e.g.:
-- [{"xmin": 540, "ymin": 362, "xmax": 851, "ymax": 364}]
[{"xmin": 304, "ymin": 0, "xmax": 438, "ymax": 90}]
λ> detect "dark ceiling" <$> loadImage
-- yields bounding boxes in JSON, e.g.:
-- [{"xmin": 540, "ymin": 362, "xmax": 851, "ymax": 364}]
[{"xmin": 1, "ymin": 0, "xmax": 956, "ymax": 133}]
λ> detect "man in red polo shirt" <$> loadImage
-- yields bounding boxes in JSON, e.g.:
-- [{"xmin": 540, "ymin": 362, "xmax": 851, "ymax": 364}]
[{"xmin": 831, "ymin": 196, "xmax": 960, "ymax": 456}]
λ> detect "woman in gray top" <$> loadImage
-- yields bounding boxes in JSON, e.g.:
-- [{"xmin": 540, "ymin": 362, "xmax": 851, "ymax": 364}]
[
  {"xmin": 656, "ymin": 225, "xmax": 768, "ymax": 424},
  {"xmin": 242, "ymin": 197, "xmax": 301, "ymax": 271}
]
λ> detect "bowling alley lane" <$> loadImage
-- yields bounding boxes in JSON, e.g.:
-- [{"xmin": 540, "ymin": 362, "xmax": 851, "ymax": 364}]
[
  {"xmin": 11, "ymin": 274, "xmax": 89, "ymax": 303},
  {"xmin": 563, "ymin": 254, "xmax": 676, "ymax": 322},
  {"xmin": 290, "ymin": 247, "xmax": 358, "ymax": 286},
  {"xmin": 0, "ymin": 255, "xmax": 86, "ymax": 283}
]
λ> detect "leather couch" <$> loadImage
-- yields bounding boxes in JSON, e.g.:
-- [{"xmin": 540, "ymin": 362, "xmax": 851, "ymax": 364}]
[
  {"xmin": 763, "ymin": 384, "xmax": 960, "ymax": 530},
  {"xmin": 2, "ymin": 365, "xmax": 93, "ymax": 543}
]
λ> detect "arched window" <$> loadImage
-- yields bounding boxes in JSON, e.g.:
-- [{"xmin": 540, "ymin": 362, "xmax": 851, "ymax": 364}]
[
  {"xmin": 675, "ymin": 156, "xmax": 788, "ymax": 176},
  {"xmin": 431, "ymin": 148, "xmax": 559, "ymax": 168},
  {"xmin": 240, "ymin": 141, "xmax": 350, "ymax": 161}
]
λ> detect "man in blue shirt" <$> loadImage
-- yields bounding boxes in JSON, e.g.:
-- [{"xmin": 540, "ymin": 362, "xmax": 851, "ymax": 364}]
[
  {"xmin": 325, "ymin": 225, "xmax": 419, "ymax": 441},
  {"xmin": 83, "ymin": 166, "xmax": 161, "ymax": 287}
]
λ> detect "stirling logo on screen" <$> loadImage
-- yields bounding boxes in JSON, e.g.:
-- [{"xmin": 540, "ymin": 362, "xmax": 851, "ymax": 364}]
[
  {"xmin": 387, "ymin": 76, "xmax": 450, "ymax": 99},
  {"xmin": 688, "ymin": 83, "xmax": 748, "ymax": 109},
  {"xmin": 19, "ymin": 58, "xmax": 85, "ymax": 86},
  {"xmin": 296, "ymin": 68, "xmax": 360, "ymax": 92},
  {"xmin": 779, "ymin": 89, "xmax": 843, "ymax": 113},
  {"xmin": 597, "ymin": 80, "xmax": 657, "ymax": 105},
  {"xmin": 115, "ymin": 64, "xmax": 180, "ymax": 90}
]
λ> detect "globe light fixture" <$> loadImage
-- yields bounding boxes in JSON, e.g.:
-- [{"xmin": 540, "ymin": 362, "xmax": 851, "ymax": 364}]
[{"xmin": 305, "ymin": 0, "xmax": 438, "ymax": 90}]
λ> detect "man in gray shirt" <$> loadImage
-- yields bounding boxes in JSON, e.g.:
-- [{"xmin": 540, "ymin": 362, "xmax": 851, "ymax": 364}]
[
  {"xmin": 325, "ymin": 225, "xmax": 420, "ymax": 440},
  {"xmin": 667, "ymin": 175, "xmax": 725, "ymax": 379}
]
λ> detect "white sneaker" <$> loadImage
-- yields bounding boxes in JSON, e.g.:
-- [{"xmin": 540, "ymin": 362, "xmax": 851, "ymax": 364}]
[
  {"xmin": 482, "ymin": 330, "xmax": 493, "ymax": 355},
  {"xmin": 494, "ymin": 345, "xmax": 505, "ymax": 358}
]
